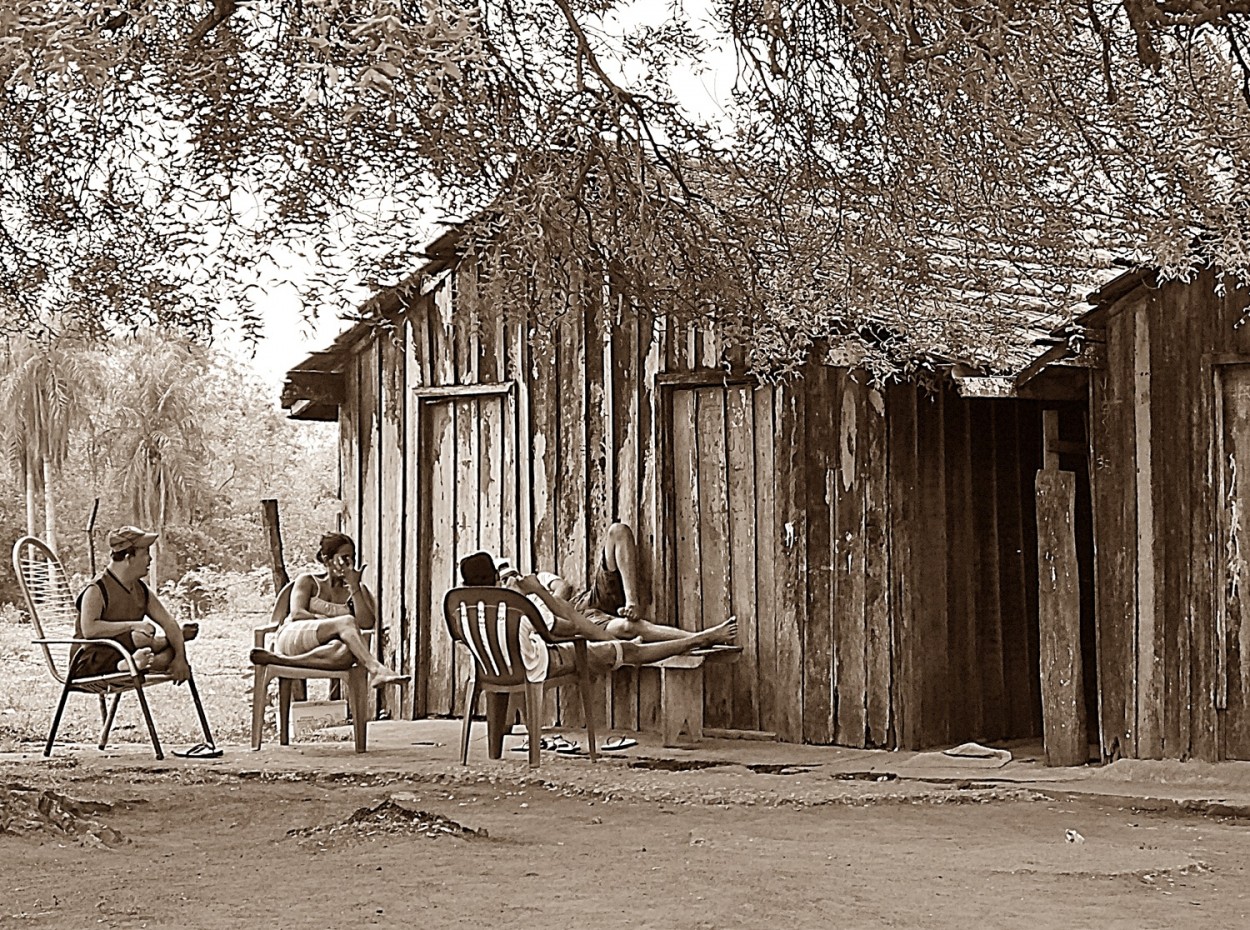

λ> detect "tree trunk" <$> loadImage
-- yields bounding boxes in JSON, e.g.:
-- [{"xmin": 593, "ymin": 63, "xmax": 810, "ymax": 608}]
[
  {"xmin": 42, "ymin": 457, "xmax": 57, "ymax": 552},
  {"xmin": 24, "ymin": 453, "xmax": 37, "ymax": 539}
]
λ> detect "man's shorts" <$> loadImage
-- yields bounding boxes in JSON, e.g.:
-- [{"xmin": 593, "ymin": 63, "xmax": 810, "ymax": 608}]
[
  {"xmin": 583, "ymin": 555, "xmax": 627, "ymax": 615},
  {"xmin": 548, "ymin": 639, "xmax": 624, "ymax": 675},
  {"xmin": 68, "ymin": 632, "xmax": 137, "ymax": 679}
]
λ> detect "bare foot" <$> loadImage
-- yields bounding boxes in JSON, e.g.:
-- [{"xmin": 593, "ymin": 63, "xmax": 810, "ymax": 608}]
[
  {"xmin": 122, "ymin": 647, "xmax": 154, "ymax": 673},
  {"xmin": 250, "ymin": 647, "xmax": 283, "ymax": 665},
  {"xmin": 699, "ymin": 618, "xmax": 737, "ymax": 647},
  {"xmin": 369, "ymin": 669, "xmax": 407, "ymax": 689}
]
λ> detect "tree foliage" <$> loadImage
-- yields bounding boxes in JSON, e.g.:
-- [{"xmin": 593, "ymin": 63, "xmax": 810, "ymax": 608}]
[
  {"xmin": 0, "ymin": 328, "xmax": 339, "ymax": 599},
  {"xmin": 3, "ymin": 2, "xmax": 1250, "ymax": 375}
]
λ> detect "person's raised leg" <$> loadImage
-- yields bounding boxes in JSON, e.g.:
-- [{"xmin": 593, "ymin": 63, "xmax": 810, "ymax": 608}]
[{"xmin": 601, "ymin": 523, "xmax": 646, "ymax": 619}]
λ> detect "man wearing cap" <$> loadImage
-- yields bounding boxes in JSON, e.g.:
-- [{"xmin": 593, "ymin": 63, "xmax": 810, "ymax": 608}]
[{"xmin": 71, "ymin": 526, "xmax": 192, "ymax": 683}]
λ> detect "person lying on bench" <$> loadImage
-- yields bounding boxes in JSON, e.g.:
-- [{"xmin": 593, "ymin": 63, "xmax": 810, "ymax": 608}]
[
  {"xmin": 458, "ymin": 551, "xmax": 736, "ymax": 677},
  {"xmin": 536, "ymin": 522, "xmax": 720, "ymax": 643}
]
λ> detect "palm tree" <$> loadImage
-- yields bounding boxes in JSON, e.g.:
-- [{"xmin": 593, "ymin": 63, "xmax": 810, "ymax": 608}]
[
  {"xmin": 0, "ymin": 335, "xmax": 89, "ymax": 551},
  {"xmin": 102, "ymin": 331, "xmax": 209, "ymax": 585}
]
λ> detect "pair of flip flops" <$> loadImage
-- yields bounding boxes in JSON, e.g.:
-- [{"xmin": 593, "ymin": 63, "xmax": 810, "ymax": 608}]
[
  {"xmin": 172, "ymin": 742, "xmax": 222, "ymax": 759},
  {"xmin": 512, "ymin": 735, "xmax": 581, "ymax": 754}
]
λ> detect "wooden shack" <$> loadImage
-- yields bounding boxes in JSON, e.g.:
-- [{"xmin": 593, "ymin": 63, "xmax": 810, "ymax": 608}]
[
  {"xmin": 283, "ymin": 238, "xmax": 1103, "ymax": 751},
  {"xmin": 1022, "ymin": 267, "xmax": 1250, "ymax": 762}
]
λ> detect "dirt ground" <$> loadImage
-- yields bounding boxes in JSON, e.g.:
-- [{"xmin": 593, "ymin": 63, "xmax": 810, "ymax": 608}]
[{"xmin": 2, "ymin": 767, "xmax": 1248, "ymax": 930}]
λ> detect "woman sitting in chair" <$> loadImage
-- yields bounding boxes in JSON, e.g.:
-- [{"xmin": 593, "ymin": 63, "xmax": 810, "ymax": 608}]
[{"xmin": 250, "ymin": 533, "xmax": 405, "ymax": 690}]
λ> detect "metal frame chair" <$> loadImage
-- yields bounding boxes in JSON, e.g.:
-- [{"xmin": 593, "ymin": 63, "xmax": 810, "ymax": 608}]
[
  {"xmin": 250, "ymin": 582, "xmax": 371, "ymax": 753},
  {"xmin": 11, "ymin": 536, "xmax": 214, "ymax": 760},
  {"xmin": 444, "ymin": 585, "xmax": 598, "ymax": 768}
]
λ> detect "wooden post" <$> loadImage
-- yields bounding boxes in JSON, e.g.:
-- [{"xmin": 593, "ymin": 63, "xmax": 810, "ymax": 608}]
[
  {"xmin": 262, "ymin": 499, "xmax": 302, "ymax": 700},
  {"xmin": 261, "ymin": 499, "xmax": 290, "ymax": 592},
  {"xmin": 85, "ymin": 498, "xmax": 99, "ymax": 574},
  {"xmin": 1036, "ymin": 467, "xmax": 1086, "ymax": 766}
]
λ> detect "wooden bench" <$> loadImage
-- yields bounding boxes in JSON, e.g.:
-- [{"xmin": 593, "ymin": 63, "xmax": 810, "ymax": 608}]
[
  {"xmin": 508, "ymin": 645, "xmax": 743, "ymax": 749},
  {"xmin": 645, "ymin": 645, "xmax": 742, "ymax": 747}
]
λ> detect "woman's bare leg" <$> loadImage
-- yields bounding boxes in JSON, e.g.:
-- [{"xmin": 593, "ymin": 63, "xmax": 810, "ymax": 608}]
[
  {"xmin": 250, "ymin": 643, "xmax": 352, "ymax": 670},
  {"xmin": 312, "ymin": 617, "xmax": 405, "ymax": 687}
]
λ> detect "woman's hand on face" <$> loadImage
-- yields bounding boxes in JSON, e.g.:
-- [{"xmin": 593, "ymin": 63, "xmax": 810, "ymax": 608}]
[{"xmin": 343, "ymin": 563, "xmax": 365, "ymax": 589}]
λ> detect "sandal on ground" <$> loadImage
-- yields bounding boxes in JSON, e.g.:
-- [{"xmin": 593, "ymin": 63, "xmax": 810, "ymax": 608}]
[
  {"xmin": 172, "ymin": 742, "xmax": 222, "ymax": 759},
  {"xmin": 540, "ymin": 736, "xmax": 580, "ymax": 754},
  {"xmin": 601, "ymin": 736, "xmax": 638, "ymax": 752}
]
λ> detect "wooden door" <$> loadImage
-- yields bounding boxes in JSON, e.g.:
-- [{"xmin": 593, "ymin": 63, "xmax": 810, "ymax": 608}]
[
  {"xmin": 1217, "ymin": 363, "xmax": 1250, "ymax": 758},
  {"xmin": 420, "ymin": 393, "xmax": 507, "ymax": 717},
  {"xmin": 666, "ymin": 383, "xmax": 765, "ymax": 731}
]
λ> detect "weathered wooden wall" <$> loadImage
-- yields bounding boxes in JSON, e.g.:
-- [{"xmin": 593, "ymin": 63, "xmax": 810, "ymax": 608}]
[
  {"xmin": 332, "ymin": 261, "xmax": 1060, "ymax": 748},
  {"xmin": 1089, "ymin": 270, "xmax": 1250, "ymax": 761}
]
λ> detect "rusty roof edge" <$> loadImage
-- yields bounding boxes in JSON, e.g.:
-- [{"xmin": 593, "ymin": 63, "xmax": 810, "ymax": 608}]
[{"xmin": 281, "ymin": 225, "xmax": 465, "ymax": 384}]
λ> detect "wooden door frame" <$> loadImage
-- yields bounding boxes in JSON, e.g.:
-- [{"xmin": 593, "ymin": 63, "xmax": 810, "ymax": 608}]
[
  {"xmin": 413, "ymin": 382, "xmax": 514, "ymax": 716},
  {"xmin": 1211, "ymin": 355, "xmax": 1250, "ymax": 729}
]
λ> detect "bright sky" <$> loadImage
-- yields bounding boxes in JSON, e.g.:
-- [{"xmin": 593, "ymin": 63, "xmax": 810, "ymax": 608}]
[{"xmin": 222, "ymin": 0, "xmax": 739, "ymax": 392}]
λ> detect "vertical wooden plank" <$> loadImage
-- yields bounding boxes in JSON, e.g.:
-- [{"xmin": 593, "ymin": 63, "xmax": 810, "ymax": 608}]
[
  {"xmin": 834, "ymin": 374, "xmax": 868, "ymax": 747},
  {"xmin": 1218, "ymin": 364, "xmax": 1250, "ymax": 759},
  {"xmin": 1037, "ymin": 469, "xmax": 1086, "ymax": 766},
  {"xmin": 510, "ymin": 317, "xmax": 533, "ymax": 572},
  {"xmin": 555, "ymin": 290, "xmax": 588, "ymax": 727},
  {"xmin": 1135, "ymin": 301, "xmax": 1160, "ymax": 758},
  {"xmin": 863, "ymin": 385, "xmax": 892, "ymax": 747},
  {"xmin": 454, "ymin": 263, "xmax": 478, "ymax": 385},
  {"xmin": 499, "ymin": 326, "xmax": 518, "ymax": 570},
  {"xmin": 1155, "ymin": 285, "xmax": 1183, "ymax": 758},
  {"xmin": 638, "ymin": 314, "xmax": 666, "ymax": 731},
  {"xmin": 338, "ymin": 350, "xmax": 360, "ymax": 558},
  {"xmin": 379, "ymin": 332, "xmax": 406, "ymax": 718},
  {"xmin": 886, "ymin": 385, "xmax": 919, "ymax": 747},
  {"xmin": 773, "ymin": 379, "xmax": 806, "ymax": 743},
  {"xmin": 555, "ymin": 302, "xmax": 588, "ymax": 587},
  {"xmin": 480, "ymin": 397, "xmax": 504, "ymax": 563},
  {"xmin": 697, "ymin": 388, "xmax": 734, "ymax": 728},
  {"xmin": 359, "ymin": 344, "xmax": 382, "ymax": 706},
  {"xmin": 1189, "ymin": 288, "xmax": 1218, "ymax": 760},
  {"xmin": 402, "ymin": 313, "xmax": 425, "ymax": 718},
  {"xmin": 915, "ymin": 388, "xmax": 949, "ymax": 747},
  {"xmin": 424, "ymin": 400, "xmax": 456, "ymax": 715},
  {"xmin": 529, "ymin": 334, "xmax": 557, "ymax": 578},
  {"xmin": 672, "ymin": 389, "xmax": 702, "ymax": 633},
  {"xmin": 611, "ymin": 297, "xmax": 641, "ymax": 731},
  {"xmin": 585, "ymin": 277, "xmax": 612, "ymax": 567},
  {"xmin": 450, "ymin": 398, "xmax": 479, "ymax": 716},
  {"xmin": 803, "ymin": 366, "xmax": 836, "ymax": 745},
  {"xmin": 754, "ymin": 385, "xmax": 779, "ymax": 736},
  {"xmin": 726, "ymin": 384, "xmax": 760, "ymax": 731},
  {"xmin": 431, "ymin": 276, "xmax": 455, "ymax": 387}
]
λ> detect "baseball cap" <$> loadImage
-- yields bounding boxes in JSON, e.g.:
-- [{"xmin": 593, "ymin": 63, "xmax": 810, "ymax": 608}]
[{"xmin": 108, "ymin": 526, "xmax": 159, "ymax": 553}]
